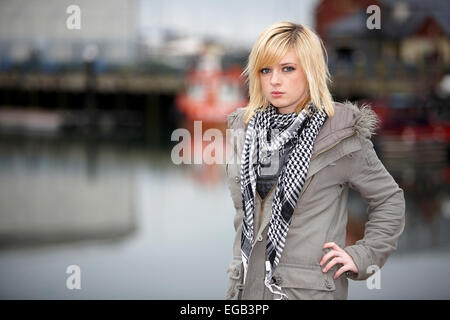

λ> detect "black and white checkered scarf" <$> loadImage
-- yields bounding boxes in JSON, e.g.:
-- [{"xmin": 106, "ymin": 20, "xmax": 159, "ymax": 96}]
[{"xmin": 240, "ymin": 102, "xmax": 327, "ymax": 299}]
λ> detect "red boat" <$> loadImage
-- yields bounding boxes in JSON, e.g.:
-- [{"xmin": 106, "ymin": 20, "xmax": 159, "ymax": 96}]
[
  {"xmin": 174, "ymin": 50, "xmax": 248, "ymax": 185},
  {"xmin": 176, "ymin": 51, "xmax": 248, "ymax": 125}
]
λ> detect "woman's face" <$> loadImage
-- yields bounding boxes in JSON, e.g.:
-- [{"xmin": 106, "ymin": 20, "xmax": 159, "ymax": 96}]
[{"xmin": 259, "ymin": 49, "xmax": 308, "ymax": 114}]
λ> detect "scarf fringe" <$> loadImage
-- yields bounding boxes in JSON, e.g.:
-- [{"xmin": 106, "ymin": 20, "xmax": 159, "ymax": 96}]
[{"xmin": 265, "ymin": 261, "xmax": 288, "ymax": 300}]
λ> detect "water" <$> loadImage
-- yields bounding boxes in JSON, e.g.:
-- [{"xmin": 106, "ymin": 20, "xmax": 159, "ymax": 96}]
[
  {"xmin": 0, "ymin": 138, "xmax": 449, "ymax": 299},
  {"xmin": 0, "ymin": 139, "xmax": 235, "ymax": 299}
]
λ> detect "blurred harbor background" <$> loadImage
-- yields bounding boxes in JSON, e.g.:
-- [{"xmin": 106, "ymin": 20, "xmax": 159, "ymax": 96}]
[{"xmin": 0, "ymin": 0, "xmax": 449, "ymax": 299}]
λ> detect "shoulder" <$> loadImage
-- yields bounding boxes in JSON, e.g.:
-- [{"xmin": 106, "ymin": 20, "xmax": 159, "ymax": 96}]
[
  {"xmin": 227, "ymin": 107, "xmax": 247, "ymax": 130},
  {"xmin": 328, "ymin": 100, "xmax": 380, "ymax": 139},
  {"xmin": 313, "ymin": 100, "xmax": 380, "ymax": 156}
]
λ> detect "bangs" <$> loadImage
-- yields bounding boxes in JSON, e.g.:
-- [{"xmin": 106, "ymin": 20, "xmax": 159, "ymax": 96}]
[{"xmin": 252, "ymin": 34, "xmax": 292, "ymax": 73}]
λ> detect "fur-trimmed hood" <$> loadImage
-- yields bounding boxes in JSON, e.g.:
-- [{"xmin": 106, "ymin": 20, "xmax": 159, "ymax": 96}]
[{"xmin": 339, "ymin": 100, "xmax": 380, "ymax": 139}]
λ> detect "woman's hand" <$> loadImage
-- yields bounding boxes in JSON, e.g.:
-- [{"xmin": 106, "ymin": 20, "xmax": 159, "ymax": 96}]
[{"xmin": 319, "ymin": 242, "xmax": 358, "ymax": 279}]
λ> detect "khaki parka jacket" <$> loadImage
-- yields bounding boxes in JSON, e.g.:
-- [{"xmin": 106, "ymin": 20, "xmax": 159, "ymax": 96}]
[{"xmin": 225, "ymin": 101, "xmax": 406, "ymax": 300}]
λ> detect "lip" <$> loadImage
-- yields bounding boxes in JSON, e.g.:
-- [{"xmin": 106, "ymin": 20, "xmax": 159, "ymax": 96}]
[{"xmin": 271, "ymin": 91, "xmax": 284, "ymax": 97}]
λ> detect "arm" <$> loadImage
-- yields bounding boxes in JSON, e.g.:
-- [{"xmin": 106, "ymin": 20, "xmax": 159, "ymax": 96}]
[
  {"xmin": 343, "ymin": 134, "xmax": 406, "ymax": 281},
  {"xmin": 225, "ymin": 162, "xmax": 246, "ymax": 299},
  {"xmin": 225, "ymin": 111, "xmax": 245, "ymax": 298}
]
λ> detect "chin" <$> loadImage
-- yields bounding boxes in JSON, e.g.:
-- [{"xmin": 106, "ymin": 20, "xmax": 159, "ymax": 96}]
[
  {"xmin": 268, "ymin": 101, "xmax": 285, "ymax": 108},
  {"xmin": 270, "ymin": 103, "xmax": 288, "ymax": 109}
]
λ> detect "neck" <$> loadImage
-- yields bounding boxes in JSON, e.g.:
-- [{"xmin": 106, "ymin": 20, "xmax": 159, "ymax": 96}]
[
  {"xmin": 274, "ymin": 98, "xmax": 310, "ymax": 115},
  {"xmin": 296, "ymin": 97, "xmax": 310, "ymax": 113},
  {"xmin": 276, "ymin": 107, "xmax": 296, "ymax": 114}
]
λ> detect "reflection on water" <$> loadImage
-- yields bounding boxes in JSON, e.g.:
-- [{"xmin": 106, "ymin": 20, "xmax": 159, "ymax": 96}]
[
  {"xmin": 374, "ymin": 134, "xmax": 450, "ymax": 252},
  {"xmin": 0, "ymin": 136, "xmax": 449, "ymax": 299},
  {"xmin": 0, "ymin": 137, "xmax": 235, "ymax": 299},
  {"xmin": 0, "ymin": 141, "xmax": 136, "ymax": 246}
]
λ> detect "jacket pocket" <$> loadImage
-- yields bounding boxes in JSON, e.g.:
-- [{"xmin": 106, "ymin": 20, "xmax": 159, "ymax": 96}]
[
  {"xmin": 225, "ymin": 260, "xmax": 244, "ymax": 300},
  {"xmin": 272, "ymin": 263, "xmax": 336, "ymax": 300}
]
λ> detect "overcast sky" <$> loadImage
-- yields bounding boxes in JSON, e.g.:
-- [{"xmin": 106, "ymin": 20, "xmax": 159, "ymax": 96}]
[{"xmin": 140, "ymin": 0, "xmax": 319, "ymax": 48}]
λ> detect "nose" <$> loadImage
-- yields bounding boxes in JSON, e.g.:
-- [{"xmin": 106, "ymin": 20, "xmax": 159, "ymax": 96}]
[{"xmin": 270, "ymin": 70, "xmax": 281, "ymax": 87}]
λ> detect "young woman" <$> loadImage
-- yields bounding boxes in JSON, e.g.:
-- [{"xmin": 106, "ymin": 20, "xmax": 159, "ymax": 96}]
[{"xmin": 225, "ymin": 21, "xmax": 405, "ymax": 300}]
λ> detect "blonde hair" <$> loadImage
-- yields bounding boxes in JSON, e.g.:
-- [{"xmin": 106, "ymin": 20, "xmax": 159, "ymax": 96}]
[{"xmin": 243, "ymin": 21, "xmax": 334, "ymax": 123}]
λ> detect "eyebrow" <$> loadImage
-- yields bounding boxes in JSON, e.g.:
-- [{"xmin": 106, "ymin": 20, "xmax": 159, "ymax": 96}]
[{"xmin": 261, "ymin": 62, "xmax": 297, "ymax": 69}]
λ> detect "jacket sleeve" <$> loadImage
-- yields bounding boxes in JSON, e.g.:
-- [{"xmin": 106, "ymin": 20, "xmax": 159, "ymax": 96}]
[
  {"xmin": 224, "ymin": 165, "xmax": 245, "ymax": 299},
  {"xmin": 344, "ymin": 134, "xmax": 406, "ymax": 281},
  {"xmin": 225, "ymin": 110, "xmax": 245, "ymax": 299},
  {"xmin": 226, "ymin": 109, "xmax": 245, "ymax": 261}
]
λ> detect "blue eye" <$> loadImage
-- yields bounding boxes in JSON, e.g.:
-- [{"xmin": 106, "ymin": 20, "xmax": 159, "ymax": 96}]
[
  {"xmin": 260, "ymin": 68, "xmax": 270, "ymax": 74},
  {"xmin": 283, "ymin": 66, "xmax": 295, "ymax": 72}
]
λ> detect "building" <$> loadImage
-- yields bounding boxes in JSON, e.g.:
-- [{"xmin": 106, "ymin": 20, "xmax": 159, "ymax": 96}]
[
  {"xmin": 315, "ymin": 0, "xmax": 450, "ymax": 99},
  {"xmin": 0, "ymin": 0, "xmax": 140, "ymax": 71}
]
